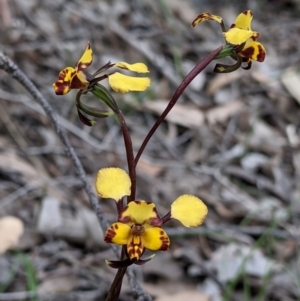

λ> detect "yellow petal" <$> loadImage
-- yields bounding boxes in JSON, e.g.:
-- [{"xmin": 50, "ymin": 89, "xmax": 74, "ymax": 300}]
[
  {"xmin": 142, "ymin": 227, "xmax": 170, "ymax": 251},
  {"xmin": 76, "ymin": 42, "xmax": 93, "ymax": 71},
  {"xmin": 95, "ymin": 168, "xmax": 131, "ymax": 201},
  {"xmin": 240, "ymin": 38, "xmax": 266, "ymax": 62},
  {"xmin": 191, "ymin": 13, "xmax": 223, "ymax": 27},
  {"xmin": 171, "ymin": 194, "xmax": 208, "ymax": 227},
  {"xmin": 120, "ymin": 201, "xmax": 159, "ymax": 225},
  {"xmin": 108, "ymin": 72, "xmax": 150, "ymax": 93},
  {"xmin": 115, "ymin": 62, "xmax": 149, "ymax": 73},
  {"xmin": 104, "ymin": 222, "xmax": 131, "ymax": 245},
  {"xmin": 224, "ymin": 28, "xmax": 259, "ymax": 45},
  {"xmin": 231, "ymin": 10, "xmax": 253, "ymax": 31}
]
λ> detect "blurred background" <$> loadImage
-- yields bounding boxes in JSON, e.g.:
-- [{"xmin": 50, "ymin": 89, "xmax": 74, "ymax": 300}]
[{"xmin": 0, "ymin": 0, "xmax": 300, "ymax": 300}]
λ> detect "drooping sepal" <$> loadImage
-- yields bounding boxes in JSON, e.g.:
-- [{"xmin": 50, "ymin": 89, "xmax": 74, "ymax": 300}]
[
  {"xmin": 105, "ymin": 258, "xmax": 134, "ymax": 269},
  {"xmin": 213, "ymin": 56, "xmax": 243, "ymax": 73},
  {"xmin": 76, "ymin": 106, "xmax": 97, "ymax": 126},
  {"xmin": 91, "ymin": 84, "xmax": 117, "ymax": 111},
  {"xmin": 134, "ymin": 254, "xmax": 156, "ymax": 265},
  {"xmin": 105, "ymin": 254, "xmax": 155, "ymax": 269}
]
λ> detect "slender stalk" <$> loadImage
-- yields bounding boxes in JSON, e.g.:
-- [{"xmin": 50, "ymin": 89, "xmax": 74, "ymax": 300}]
[
  {"xmin": 105, "ymin": 247, "xmax": 129, "ymax": 301},
  {"xmin": 116, "ymin": 110, "xmax": 136, "ymax": 202},
  {"xmin": 134, "ymin": 46, "xmax": 223, "ymax": 166},
  {"xmin": 90, "ymin": 84, "xmax": 136, "ymax": 201},
  {"xmin": 105, "ymin": 268, "xmax": 127, "ymax": 301}
]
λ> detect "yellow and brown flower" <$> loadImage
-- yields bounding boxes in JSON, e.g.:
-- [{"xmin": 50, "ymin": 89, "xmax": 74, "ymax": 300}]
[
  {"xmin": 53, "ymin": 43, "xmax": 150, "ymax": 95},
  {"xmin": 95, "ymin": 167, "xmax": 208, "ymax": 268},
  {"xmin": 192, "ymin": 10, "xmax": 266, "ymax": 70}
]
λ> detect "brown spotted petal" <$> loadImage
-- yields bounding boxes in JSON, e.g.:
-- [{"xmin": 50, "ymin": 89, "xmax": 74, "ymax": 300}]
[
  {"xmin": 53, "ymin": 68, "xmax": 90, "ymax": 95},
  {"xmin": 239, "ymin": 38, "xmax": 266, "ymax": 62},
  {"xmin": 104, "ymin": 222, "xmax": 131, "ymax": 245},
  {"xmin": 141, "ymin": 227, "xmax": 170, "ymax": 251},
  {"xmin": 52, "ymin": 67, "xmax": 76, "ymax": 95},
  {"xmin": 191, "ymin": 12, "xmax": 223, "ymax": 27}
]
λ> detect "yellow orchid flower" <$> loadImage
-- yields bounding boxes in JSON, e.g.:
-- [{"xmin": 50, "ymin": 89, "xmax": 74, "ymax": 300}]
[
  {"xmin": 53, "ymin": 43, "xmax": 93, "ymax": 95},
  {"xmin": 192, "ymin": 10, "xmax": 266, "ymax": 69},
  {"xmin": 53, "ymin": 43, "xmax": 150, "ymax": 95},
  {"xmin": 95, "ymin": 167, "xmax": 208, "ymax": 268}
]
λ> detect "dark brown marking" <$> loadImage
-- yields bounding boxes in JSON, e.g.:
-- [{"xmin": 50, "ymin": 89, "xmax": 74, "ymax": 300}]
[
  {"xmin": 131, "ymin": 225, "xmax": 145, "ymax": 236},
  {"xmin": 257, "ymin": 45, "xmax": 265, "ymax": 62},
  {"xmin": 53, "ymin": 81, "xmax": 69, "ymax": 95},
  {"xmin": 159, "ymin": 234, "xmax": 170, "ymax": 251},
  {"xmin": 240, "ymin": 46, "xmax": 255, "ymax": 59},
  {"xmin": 118, "ymin": 215, "xmax": 131, "ymax": 224},
  {"xmin": 70, "ymin": 74, "xmax": 88, "ymax": 89},
  {"xmin": 104, "ymin": 226, "xmax": 117, "ymax": 243}
]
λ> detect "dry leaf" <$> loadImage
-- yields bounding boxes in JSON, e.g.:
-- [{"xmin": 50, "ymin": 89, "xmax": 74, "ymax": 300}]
[
  {"xmin": 209, "ymin": 243, "xmax": 281, "ymax": 282},
  {"xmin": 207, "ymin": 71, "xmax": 243, "ymax": 96},
  {"xmin": 38, "ymin": 275, "xmax": 77, "ymax": 294},
  {"xmin": 0, "ymin": 216, "xmax": 24, "ymax": 253},
  {"xmin": 241, "ymin": 153, "xmax": 269, "ymax": 171},
  {"xmin": 281, "ymin": 68, "xmax": 300, "ymax": 105},
  {"xmin": 200, "ymin": 278, "xmax": 222, "ymax": 301},
  {"xmin": 156, "ymin": 290, "xmax": 209, "ymax": 301},
  {"xmin": 0, "ymin": 151, "xmax": 40, "ymax": 184},
  {"xmin": 248, "ymin": 119, "xmax": 284, "ymax": 152},
  {"xmin": 142, "ymin": 252, "xmax": 183, "ymax": 281},
  {"xmin": 137, "ymin": 160, "xmax": 163, "ymax": 178},
  {"xmin": 37, "ymin": 196, "xmax": 105, "ymax": 247},
  {"xmin": 206, "ymin": 101, "xmax": 243, "ymax": 125},
  {"xmin": 142, "ymin": 281, "xmax": 194, "ymax": 298},
  {"xmin": 144, "ymin": 100, "xmax": 204, "ymax": 129},
  {"xmin": 164, "ymin": 0, "xmax": 197, "ymax": 24}
]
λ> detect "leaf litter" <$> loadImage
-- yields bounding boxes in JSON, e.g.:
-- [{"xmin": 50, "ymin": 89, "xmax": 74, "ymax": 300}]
[{"xmin": 0, "ymin": 0, "xmax": 300, "ymax": 300}]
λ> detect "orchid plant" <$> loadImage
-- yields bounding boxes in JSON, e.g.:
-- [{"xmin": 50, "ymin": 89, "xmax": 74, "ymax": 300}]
[{"xmin": 53, "ymin": 10, "xmax": 265, "ymax": 301}]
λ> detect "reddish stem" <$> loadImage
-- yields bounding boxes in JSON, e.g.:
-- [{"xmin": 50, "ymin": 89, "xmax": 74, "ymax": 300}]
[
  {"xmin": 117, "ymin": 110, "xmax": 136, "ymax": 202},
  {"xmin": 105, "ymin": 267, "xmax": 127, "ymax": 301},
  {"xmin": 105, "ymin": 247, "xmax": 128, "ymax": 301},
  {"xmin": 134, "ymin": 46, "xmax": 223, "ymax": 166}
]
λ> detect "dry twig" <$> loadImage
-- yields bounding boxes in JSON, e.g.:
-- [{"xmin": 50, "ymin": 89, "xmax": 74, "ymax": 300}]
[{"xmin": 0, "ymin": 51, "xmax": 151, "ymax": 301}]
